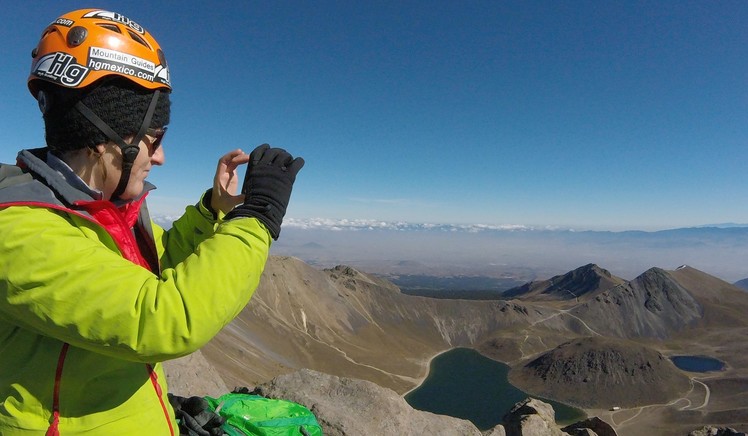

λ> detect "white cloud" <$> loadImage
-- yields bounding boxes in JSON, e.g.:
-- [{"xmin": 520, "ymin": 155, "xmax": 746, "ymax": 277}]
[
  {"xmin": 152, "ymin": 214, "xmax": 562, "ymax": 233},
  {"xmin": 282, "ymin": 217, "xmax": 545, "ymax": 233}
]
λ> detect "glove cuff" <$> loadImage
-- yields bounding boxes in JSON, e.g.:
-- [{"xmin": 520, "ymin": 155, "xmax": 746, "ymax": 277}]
[{"xmin": 224, "ymin": 203, "xmax": 281, "ymax": 240}]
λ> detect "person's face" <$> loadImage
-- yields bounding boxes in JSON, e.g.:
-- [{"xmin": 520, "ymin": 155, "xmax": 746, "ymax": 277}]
[{"xmin": 101, "ymin": 129, "xmax": 166, "ymax": 200}]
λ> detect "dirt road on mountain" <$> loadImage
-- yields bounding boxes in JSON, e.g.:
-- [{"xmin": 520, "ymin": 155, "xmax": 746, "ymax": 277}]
[{"xmin": 588, "ymin": 376, "xmax": 711, "ymax": 435}]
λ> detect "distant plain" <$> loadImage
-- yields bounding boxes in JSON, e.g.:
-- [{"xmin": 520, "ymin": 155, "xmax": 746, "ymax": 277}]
[{"xmin": 270, "ymin": 224, "xmax": 748, "ymax": 284}]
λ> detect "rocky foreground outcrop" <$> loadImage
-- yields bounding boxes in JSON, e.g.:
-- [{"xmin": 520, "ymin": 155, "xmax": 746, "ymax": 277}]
[
  {"xmin": 250, "ymin": 368, "xmax": 616, "ymax": 436},
  {"xmin": 501, "ymin": 398, "xmax": 568, "ymax": 436},
  {"xmin": 562, "ymin": 417, "xmax": 618, "ymax": 436},
  {"xmin": 688, "ymin": 426, "xmax": 747, "ymax": 436}
]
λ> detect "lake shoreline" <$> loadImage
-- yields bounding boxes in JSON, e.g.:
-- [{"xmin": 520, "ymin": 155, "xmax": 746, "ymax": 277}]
[
  {"xmin": 403, "ymin": 347, "xmax": 586, "ymax": 430},
  {"xmin": 402, "ymin": 346, "xmax": 455, "ymax": 397}
]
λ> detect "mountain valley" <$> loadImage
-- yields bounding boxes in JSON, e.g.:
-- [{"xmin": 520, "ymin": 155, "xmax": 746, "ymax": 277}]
[{"xmin": 172, "ymin": 256, "xmax": 748, "ymax": 435}]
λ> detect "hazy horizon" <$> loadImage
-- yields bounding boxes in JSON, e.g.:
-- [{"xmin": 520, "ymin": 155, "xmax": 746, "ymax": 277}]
[{"xmin": 154, "ymin": 215, "xmax": 748, "ymax": 284}]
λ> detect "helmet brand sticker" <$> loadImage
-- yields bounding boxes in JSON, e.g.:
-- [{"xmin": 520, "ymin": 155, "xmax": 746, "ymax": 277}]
[
  {"xmin": 31, "ymin": 52, "xmax": 90, "ymax": 88},
  {"xmin": 55, "ymin": 18, "xmax": 74, "ymax": 27},
  {"xmin": 88, "ymin": 47, "xmax": 158, "ymax": 83},
  {"xmin": 154, "ymin": 64, "xmax": 170, "ymax": 87},
  {"xmin": 81, "ymin": 10, "xmax": 145, "ymax": 34}
]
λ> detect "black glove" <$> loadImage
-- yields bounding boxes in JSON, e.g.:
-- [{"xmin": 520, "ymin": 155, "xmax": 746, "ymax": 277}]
[
  {"xmin": 225, "ymin": 144, "xmax": 304, "ymax": 240},
  {"xmin": 169, "ymin": 394, "xmax": 226, "ymax": 436}
]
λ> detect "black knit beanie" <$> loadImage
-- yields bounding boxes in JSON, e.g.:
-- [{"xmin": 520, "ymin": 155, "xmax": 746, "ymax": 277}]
[{"xmin": 40, "ymin": 78, "xmax": 171, "ymax": 152}]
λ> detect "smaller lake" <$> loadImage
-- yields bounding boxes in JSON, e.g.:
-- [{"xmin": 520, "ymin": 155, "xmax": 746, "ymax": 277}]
[
  {"xmin": 405, "ymin": 347, "xmax": 585, "ymax": 430},
  {"xmin": 671, "ymin": 355, "xmax": 725, "ymax": 373}
]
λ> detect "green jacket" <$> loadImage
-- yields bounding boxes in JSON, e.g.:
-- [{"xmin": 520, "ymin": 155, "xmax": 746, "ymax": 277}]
[{"xmin": 0, "ymin": 149, "xmax": 271, "ymax": 435}]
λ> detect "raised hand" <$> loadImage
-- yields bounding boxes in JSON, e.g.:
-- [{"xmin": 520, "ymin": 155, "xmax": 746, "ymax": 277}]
[{"xmin": 211, "ymin": 149, "xmax": 250, "ymax": 214}]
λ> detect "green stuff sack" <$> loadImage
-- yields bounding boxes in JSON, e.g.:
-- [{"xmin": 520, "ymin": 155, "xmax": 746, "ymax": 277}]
[{"xmin": 205, "ymin": 393, "xmax": 323, "ymax": 436}]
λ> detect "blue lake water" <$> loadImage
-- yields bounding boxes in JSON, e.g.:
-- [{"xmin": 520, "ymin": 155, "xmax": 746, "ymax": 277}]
[
  {"xmin": 404, "ymin": 347, "xmax": 586, "ymax": 430},
  {"xmin": 671, "ymin": 355, "xmax": 725, "ymax": 372}
]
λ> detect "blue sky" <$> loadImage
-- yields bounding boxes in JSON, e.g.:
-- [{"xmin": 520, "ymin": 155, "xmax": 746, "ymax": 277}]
[{"xmin": 1, "ymin": 1, "xmax": 747, "ymax": 231}]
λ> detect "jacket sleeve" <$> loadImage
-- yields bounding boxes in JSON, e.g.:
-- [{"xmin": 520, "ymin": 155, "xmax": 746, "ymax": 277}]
[
  {"xmin": 0, "ymin": 205, "xmax": 271, "ymax": 363},
  {"xmin": 156, "ymin": 191, "xmax": 224, "ymax": 268}
]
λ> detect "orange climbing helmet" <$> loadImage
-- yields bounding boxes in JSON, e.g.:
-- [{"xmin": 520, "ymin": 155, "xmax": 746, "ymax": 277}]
[{"xmin": 28, "ymin": 8, "xmax": 171, "ymax": 96}]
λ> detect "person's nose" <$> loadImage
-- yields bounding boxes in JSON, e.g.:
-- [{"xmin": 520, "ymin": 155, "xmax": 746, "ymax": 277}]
[{"xmin": 151, "ymin": 144, "xmax": 165, "ymax": 165}]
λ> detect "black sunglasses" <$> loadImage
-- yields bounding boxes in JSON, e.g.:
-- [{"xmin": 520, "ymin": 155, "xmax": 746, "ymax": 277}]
[{"xmin": 145, "ymin": 127, "xmax": 168, "ymax": 151}]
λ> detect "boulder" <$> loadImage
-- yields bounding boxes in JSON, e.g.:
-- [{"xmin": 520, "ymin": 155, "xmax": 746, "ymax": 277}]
[
  {"xmin": 562, "ymin": 417, "xmax": 617, "ymax": 436},
  {"xmin": 688, "ymin": 426, "xmax": 747, "ymax": 436},
  {"xmin": 502, "ymin": 398, "xmax": 567, "ymax": 436}
]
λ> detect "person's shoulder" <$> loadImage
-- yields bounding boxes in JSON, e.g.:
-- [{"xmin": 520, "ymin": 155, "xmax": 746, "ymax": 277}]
[
  {"xmin": 0, "ymin": 162, "xmax": 33, "ymax": 190},
  {"xmin": 0, "ymin": 160, "xmax": 60, "ymax": 207}
]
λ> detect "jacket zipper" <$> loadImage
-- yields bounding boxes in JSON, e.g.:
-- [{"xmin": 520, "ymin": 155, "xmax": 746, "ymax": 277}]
[
  {"xmin": 147, "ymin": 364, "xmax": 175, "ymax": 436},
  {"xmin": 45, "ymin": 342, "xmax": 69, "ymax": 436}
]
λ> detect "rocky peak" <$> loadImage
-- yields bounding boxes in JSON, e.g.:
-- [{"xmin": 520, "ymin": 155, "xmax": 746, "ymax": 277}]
[
  {"xmin": 503, "ymin": 264, "xmax": 624, "ymax": 302},
  {"xmin": 630, "ymin": 267, "xmax": 703, "ymax": 318},
  {"xmin": 326, "ymin": 265, "xmax": 360, "ymax": 277}
]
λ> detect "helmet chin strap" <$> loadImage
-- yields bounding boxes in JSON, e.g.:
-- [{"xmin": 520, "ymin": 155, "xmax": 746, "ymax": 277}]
[{"xmin": 74, "ymin": 90, "xmax": 161, "ymax": 201}]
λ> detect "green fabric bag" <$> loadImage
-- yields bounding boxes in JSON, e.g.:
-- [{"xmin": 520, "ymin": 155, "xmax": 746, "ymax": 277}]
[{"xmin": 205, "ymin": 393, "xmax": 323, "ymax": 436}]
